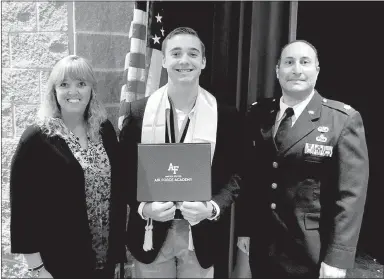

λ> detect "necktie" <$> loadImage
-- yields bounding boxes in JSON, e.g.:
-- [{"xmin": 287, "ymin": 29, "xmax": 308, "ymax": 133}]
[{"xmin": 275, "ymin": 107, "xmax": 294, "ymax": 150}]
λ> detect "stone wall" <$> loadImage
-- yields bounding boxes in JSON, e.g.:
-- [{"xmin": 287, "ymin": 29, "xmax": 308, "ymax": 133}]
[
  {"xmin": 73, "ymin": 1, "xmax": 134, "ymax": 130},
  {"xmin": 1, "ymin": 1, "xmax": 134, "ymax": 277}
]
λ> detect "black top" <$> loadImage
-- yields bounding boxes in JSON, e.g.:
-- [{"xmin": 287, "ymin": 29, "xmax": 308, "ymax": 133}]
[{"xmin": 10, "ymin": 120, "xmax": 126, "ymax": 278}]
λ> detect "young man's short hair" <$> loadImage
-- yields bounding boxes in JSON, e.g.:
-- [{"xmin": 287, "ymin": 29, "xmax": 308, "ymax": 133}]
[{"xmin": 161, "ymin": 27, "xmax": 206, "ymax": 58}]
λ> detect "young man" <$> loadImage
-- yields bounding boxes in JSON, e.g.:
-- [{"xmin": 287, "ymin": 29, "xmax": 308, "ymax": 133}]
[
  {"xmin": 120, "ymin": 27, "xmax": 240, "ymax": 278},
  {"xmin": 236, "ymin": 40, "xmax": 369, "ymax": 278}
]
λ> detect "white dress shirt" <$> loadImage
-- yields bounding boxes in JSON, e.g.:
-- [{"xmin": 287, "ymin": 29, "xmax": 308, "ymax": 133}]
[{"xmin": 274, "ymin": 90, "xmax": 315, "ymax": 137}]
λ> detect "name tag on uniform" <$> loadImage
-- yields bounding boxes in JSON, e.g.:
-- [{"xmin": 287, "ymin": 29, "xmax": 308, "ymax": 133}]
[{"xmin": 304, "ymin": 143, "xmax": 333, "ymax": 157}]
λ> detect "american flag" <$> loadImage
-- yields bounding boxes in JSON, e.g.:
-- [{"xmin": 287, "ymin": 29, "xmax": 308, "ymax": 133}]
[{"xmin": 118, "ymin": 1, "xmax": 168, "ymax": 130}]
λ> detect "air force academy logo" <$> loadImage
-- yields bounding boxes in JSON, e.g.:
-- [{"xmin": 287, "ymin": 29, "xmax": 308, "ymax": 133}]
[
  {"xmin": 154, "ymin": 163, "xmax": 192, "ymax": 182},
  {"xmin": 168, "ymin": 163, "xmax": 179, "ymax": 175}
]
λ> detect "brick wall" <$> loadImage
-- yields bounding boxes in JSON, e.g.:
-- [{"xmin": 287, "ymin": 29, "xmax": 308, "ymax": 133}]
[{"xmin": 1, "ymin": 1, "xmax": 134, "ymax": 277}]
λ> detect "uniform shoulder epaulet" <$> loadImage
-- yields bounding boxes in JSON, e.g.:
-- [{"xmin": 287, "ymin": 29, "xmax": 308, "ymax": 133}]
[
  {"xmin": 248, "ymin": 97, "xmax": 278, "ymax": 113},
  {"xmin": 321, "ymin": 97, "xmax": 355, "ymax": 115}
]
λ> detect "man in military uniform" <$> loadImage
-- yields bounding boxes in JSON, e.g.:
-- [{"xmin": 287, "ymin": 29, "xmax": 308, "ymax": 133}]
[{"xmin": 236, "ymin": 40, "xmax": 369, "ymax": 278}]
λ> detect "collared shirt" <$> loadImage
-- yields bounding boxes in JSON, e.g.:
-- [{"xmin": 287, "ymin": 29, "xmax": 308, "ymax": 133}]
[{"xmin": 274, "ymin": 90, "xmax": 315, "ymax": 136}]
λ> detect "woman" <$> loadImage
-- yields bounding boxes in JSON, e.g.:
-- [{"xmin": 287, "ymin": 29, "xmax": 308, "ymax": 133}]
[{"xmin": 10, "ymin": 55, "xmax": 126, "ymax": 279}]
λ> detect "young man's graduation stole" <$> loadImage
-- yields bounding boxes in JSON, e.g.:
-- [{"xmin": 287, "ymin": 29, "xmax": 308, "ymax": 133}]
[{"xmin": 140, "ymin": 84, "xmax": 218, "ymax": 251}]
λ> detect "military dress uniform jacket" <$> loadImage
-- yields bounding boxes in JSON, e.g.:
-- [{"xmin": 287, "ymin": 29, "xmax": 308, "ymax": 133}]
[
  {"xmin": 119, "ymin": 97, "xmax": 241, "ymax": 269},
  {"xmin": 236, "ymin": 91, "xmax": 369, "ymax": 278}
]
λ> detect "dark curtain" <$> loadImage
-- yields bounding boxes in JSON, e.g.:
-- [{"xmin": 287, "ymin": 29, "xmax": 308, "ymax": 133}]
[
  {"xmin": 209, "ymin": 1, "xmax": 290, "ymax": 109},
  {"xmin": 210, "ymin": 2, "xmax": 241, "ymax": 107},
  {"xmin": 241, "ymin": 1, "xmax": 290, "ymax": 110}
]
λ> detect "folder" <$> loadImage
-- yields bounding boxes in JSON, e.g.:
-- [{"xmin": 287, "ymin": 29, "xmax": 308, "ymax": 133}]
[{"xmin": 137, "ymin": 143, "xmax": 212, "ymax": 202}]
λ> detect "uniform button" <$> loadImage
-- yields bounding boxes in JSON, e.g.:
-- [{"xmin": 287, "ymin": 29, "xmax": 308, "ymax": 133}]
[
  {"xmin": 271, "ymin": 203, "xmax": 276, "ymax": 210},
  {"xmin": 271, "ymin": 183, "xmax": 277, "ymax": 189},
  {"xmin": 272, "ymin": 162, "xmax": 278, "ymax": 168}
]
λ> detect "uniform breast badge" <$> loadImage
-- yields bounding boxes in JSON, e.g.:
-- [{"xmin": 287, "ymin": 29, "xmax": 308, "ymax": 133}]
[
  {"xmin": 304, "ymin": 143, "xmax": 333, "ymax": 157},
  {"xmin": 316, "ymin": 134, "xmax": 328, "ymax": 143},
  {"xmin": 317, "ymin": 126, "xmax": 329, "ymax": 133}
]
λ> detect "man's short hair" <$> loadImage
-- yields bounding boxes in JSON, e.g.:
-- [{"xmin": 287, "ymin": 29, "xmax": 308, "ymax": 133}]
[
  {"xmin": 161, "ymin": 27, "xmax": 206, "ymax": 58},
  {"xmin": 277, "ymin": 39, "xmax": 319, "ymax": 67}
]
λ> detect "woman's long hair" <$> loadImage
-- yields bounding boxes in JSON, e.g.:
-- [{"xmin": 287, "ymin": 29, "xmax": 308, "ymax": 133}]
[{"xmin": 37, "ymin": 55, "xmax": 107, "ymax": 142}]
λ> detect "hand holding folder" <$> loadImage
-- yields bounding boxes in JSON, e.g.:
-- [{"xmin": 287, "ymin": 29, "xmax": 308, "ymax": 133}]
[
  {"xmin": 142, "ymin": 202, "xmax": 176, "ymax": 222},
  {"xmin": 179, "ymin": 201, "xmax": 213, "ymax": 223}
]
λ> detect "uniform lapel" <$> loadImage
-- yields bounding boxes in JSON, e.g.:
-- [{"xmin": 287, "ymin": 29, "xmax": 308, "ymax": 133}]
[{"xmin": 276, "ymin": 91, "xmax": 322, "ymax": 155}]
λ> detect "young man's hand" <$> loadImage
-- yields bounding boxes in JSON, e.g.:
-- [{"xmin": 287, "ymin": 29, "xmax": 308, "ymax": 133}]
[
  {"xmin": 143, "ymin": 202, "xmax": 176, "ymax": 222},
  {"xmin": 180, "ymin": 201, "xmax": 213, "ymax": 223}
]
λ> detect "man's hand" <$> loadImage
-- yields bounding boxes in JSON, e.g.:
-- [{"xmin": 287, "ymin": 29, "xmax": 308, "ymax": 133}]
[
  {"xmin": 237, "ymin": 237, "xmax": 250, "ymax": 256},
  {"xmin": 319, "ymin": 262, "xmax": 347, "ymax": 278},
  {"xmin": 180, "ymin": 201, "xmax": 212, "ymax": 223},
  {"xmin": 142, "ymin": 202, "xmax": 176, "ymax": 222}
]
